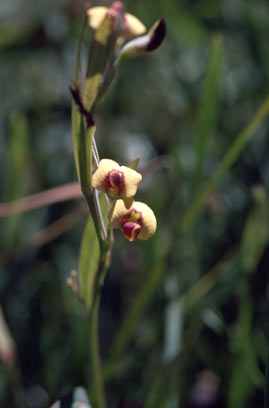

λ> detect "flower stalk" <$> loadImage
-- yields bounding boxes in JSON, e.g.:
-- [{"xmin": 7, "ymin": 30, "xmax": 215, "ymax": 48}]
[{"xmin": 70, "ymin": 3, "xmax": 166, "ymax": 407}]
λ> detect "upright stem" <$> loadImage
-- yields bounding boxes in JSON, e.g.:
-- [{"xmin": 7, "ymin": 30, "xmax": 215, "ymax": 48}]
[
  {"xmin": 89, "ymin": 244, "xmax": 111, "ymax": 408},
  {"xmin": 89, "ymin": 295, "xmax": 106, "ymax": 408}
]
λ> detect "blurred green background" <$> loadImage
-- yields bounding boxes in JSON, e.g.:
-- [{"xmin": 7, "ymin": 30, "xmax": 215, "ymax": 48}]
[{"xmin": 0, "ymin": 0, "xmax": 268, "ymax": 407}]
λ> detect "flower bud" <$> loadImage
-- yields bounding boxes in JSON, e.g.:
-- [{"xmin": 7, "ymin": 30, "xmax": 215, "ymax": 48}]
[
  {"xmin": 87, "ymin": 4, "xmax": 146, "ymax": 38},
  {"xmin": 92, "ymin": 159, "xmax": 142, "ymax": 199},
  {"xmin": 118, "ymin": 18, "xmax": 166, "ymax": 62},
  {"xmin": 108, "ymin": 198, "xmax": 157, "ymax": 241}
]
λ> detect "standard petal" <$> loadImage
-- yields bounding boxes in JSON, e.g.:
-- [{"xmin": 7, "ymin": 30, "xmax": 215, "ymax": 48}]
[
  {"xmin": 92, "ymin": 159, "xmax": 119, "ymax": 192},
  {"xmin": 133, "ymin": 202, "xmax": 157, "ymax": 240},
  {"xmin": 108, "ymin": 198, "xmax": 134, "ymax": 228},
  {"xmin": 124, "ymin": 13, "xmax": 146, "ymax": 38},
  {"xmin": 119, "ymin": 166, "xmax": 142, "ymax": 198},
  {"xmin": 86, "ymin": 7, "xmax": 108, "ymax": 30}
]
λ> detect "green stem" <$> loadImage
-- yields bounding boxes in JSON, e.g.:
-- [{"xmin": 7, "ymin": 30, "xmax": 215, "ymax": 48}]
[
  {"xmin": 89, "ymin": 244, "xmax": 111, "ymax": 408},
  {"xmin": 89, "ymin": 295, "xmax": 106, "ymax": 408},
  {"xmin": 82, "ymin": 187, "xmax": 104, "ymax": 244}
]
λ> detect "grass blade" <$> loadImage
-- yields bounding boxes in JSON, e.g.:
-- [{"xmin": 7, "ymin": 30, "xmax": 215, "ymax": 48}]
[
  {"xmin": 181, "ymin": 96, "xmax": 269, "ymax": 234},
  {"xmin": 194, "ymin": 34, "xmax": 222, "ymax": 186}
]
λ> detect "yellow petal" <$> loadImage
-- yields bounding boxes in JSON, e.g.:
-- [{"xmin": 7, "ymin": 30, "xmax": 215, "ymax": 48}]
[
  {"xmin": 108, "ymin": 198, "xmax": 134, "ymax": 228},
  {"xmin": 92, "ymin": 159, "xmax": 119, "ymax": 192},
  {"xmin": 119, "ymin": 166, "xmax": 142, "ymax": 198},
  {"xmin": 86, "ymin": 7, "xmax": 108, "ymax": 30},
  {"xmin": 133, "ymin": 202, "xmax": 157, "ymax": 240},
  {"xmin": 124, "ymin": 13, "xmax": 146, "ymax": 38}
]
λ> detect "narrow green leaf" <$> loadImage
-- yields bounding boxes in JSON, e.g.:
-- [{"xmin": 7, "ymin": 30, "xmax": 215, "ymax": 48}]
[
  {"xmin": 194, "ymin": 35, "xmax": 222, "ymax": 185},
  {"xmin": 3, "ymin": 113, "xmax": 30, "ymax": 249},
  {"xmin": 71, "ymin": 101, "xmax": 83, "ymax": 183},
  {"xmin": 6, "ymin": 113, "xmax": 30, "ymax": 200},
  {"xmin": 228, "ymin": 284, "xmax": 263, "ymax": 408},
  {"xmin": 73, "ymin": 15, "xmax": 87, "ymax": 85},
  {"xmin": 79, "ymin": 215, "xmax": 100, "ymax": 310},
  {"xmin": 181, "ymin": 96, "xmax": 269, "ymax": 234},
  {"xmin": 241, "ymin": 186, "xmax": 268, "ymax": 273}
]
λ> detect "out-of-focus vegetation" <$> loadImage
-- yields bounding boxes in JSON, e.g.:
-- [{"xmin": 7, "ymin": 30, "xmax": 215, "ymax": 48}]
[{"xmin": 0, "ymin": 0, "xmax": 268, "ymax": 407}]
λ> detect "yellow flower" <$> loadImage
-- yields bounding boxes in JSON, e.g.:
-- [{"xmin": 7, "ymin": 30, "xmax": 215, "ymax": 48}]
[
  {"xmin": 108, "ymin": 198, "xmax": 157, "ymax": 241},
  {"xmin": 92, "ymin": 159, "xmax": 142, "ymax": 199},
  {"xmin": 86, "ymin": 3, "xmax": 146, "ymax": 39}
]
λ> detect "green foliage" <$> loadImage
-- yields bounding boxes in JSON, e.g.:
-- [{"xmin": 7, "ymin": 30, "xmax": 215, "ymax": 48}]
[{"xmin": 194, "ymin": 34, "xmax": 222, "ymax": 185}]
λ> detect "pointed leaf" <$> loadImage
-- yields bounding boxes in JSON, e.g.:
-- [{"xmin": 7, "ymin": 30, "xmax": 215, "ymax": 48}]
[{"xmin": 126, "ymin": 156, "xmax": 140, "ymax": 170}]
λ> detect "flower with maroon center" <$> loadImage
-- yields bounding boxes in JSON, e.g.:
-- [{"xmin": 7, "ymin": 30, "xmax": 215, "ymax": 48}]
[
  {"xmin": 108, "ymin": 198, "xmax": 157, "ymax": 241},
  {"xmin": 92, "ymin": 159, "xmax": 142, "ymax": 199}
]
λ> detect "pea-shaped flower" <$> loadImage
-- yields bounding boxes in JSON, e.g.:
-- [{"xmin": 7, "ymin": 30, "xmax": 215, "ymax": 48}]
[
  {"xmin": 92, "ymin": 159, "xmax": 142, "ymax": 199},
  {"xmin": 108, "ymin": 198, "xmax": 157, "ymax": 241},
  {"xmin": 87, "ymin": 3, "xmax": 146, "ymax": 39}
]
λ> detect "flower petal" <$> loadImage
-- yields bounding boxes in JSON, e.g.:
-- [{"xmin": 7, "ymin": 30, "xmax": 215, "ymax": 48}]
[
  {"xmin": 108, "ymin": 198, "xmax": 134, "ymax": 228},
  {"xmin": 133, "ymin": 202, "xmax": 157, "ymax": 240},
  {"xmin": 108, "ymin": 199, "xmax": 157, "ymax": 241},
  {"xmin": 86, "ymin": 7, "xmax": 108, "ymax": 30},
  {"xmin": 92, "ymin": 159, "xmax": 119, "ymax": 192},
  {"xmin": 119, "ymin": 166, "xmax": 142, "ymax": 198},
  {"xmin": 124, "ymin": 13, "xmax": 146, "ymax": 38}
]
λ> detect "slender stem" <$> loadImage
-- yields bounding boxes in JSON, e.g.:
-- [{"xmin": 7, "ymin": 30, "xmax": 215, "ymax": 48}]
[
  {"xmin": 82, "ymin": 187, "xmax": 104, "ymax": 245},
  {"xmin": 89, "ymin": 295, "xmax": 106, "ymax": 408},
  {"xmin": 88, "ymin": 244, "xmax": 111, "ymax": 408}
]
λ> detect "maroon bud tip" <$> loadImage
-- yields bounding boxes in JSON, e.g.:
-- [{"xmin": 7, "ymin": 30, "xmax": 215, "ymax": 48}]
[{"xmin": 146, "ymin": 18, "xmax": 166, "ymax": 52}]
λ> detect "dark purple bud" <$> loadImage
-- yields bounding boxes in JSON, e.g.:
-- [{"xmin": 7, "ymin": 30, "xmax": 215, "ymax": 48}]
[{"xmin": 146, "ymin": 18, "xmax": 166, "ymax": 52}]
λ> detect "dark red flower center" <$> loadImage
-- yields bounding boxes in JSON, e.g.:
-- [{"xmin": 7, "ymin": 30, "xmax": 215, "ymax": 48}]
[
  {"xmin": 104, "ymin": 170, "xmax": 124, "ymax": 197},
  {"xmin": 122, "ymin": 221, "xmax": 141, "ymax": 242}
]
